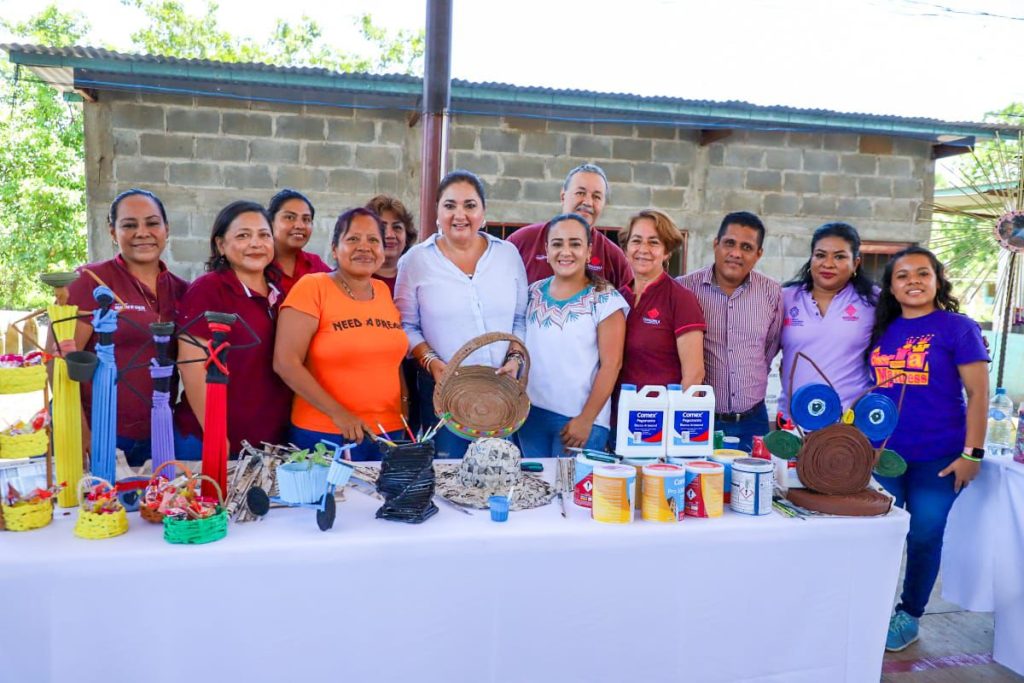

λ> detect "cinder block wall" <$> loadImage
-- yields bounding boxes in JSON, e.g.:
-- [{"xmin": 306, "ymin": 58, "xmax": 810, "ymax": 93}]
[{"xmin": 84, "ymin": 92, "xmax": 934, "ymax": 281}]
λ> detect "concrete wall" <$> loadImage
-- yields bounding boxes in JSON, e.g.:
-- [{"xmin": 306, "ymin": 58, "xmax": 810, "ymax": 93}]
[{"xmin": 84, "ymin": 92, "xmax": 934, "ymax": 281}]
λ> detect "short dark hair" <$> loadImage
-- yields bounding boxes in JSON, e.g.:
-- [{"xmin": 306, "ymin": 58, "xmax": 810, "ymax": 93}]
[
  {"xmin": 267, "ymin": 188, "xmax": 315, "ymax": 221},
  {"xmin": 562, "ymin": 163, "xmax": 609, "ymax": 198},
  {"xmin": 332, "ymin": 207, "xmax": 385, "ymax": 250},
  {"xmin": 436, "ymin": 169, "xmax": 486, "ymax": 208},
  {"xmin": 205, "ymin": 200, "xmax": 271, "ymax": 272},
  {"xmin": 365, "ymin": 194, "xmax": 417, "ymax": 252},
  {"xmin": 108, "ymin": 189, "xmax": 168, "ymax": 226},
  {"xmin": 717, "ymin": 211, "xmax": 766, "ymax": 247}
]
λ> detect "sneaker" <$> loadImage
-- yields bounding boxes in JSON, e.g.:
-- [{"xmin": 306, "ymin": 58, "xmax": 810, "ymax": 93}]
[{"xmin": 885, "ymin": 610, "xmax": 920, "ymax": 651}]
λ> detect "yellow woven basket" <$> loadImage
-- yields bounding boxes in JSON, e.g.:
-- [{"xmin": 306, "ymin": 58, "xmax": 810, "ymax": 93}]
[
  {"xmin": 1, "ymin": 498, "xmax": 53, "ymax": 531},
  {"xmin": 0, "ymin": 365, "xmax": 46, "ymax": 394},
  {"xmin": 74, "ymin": 477, "xmax": 128, "ymax": 540},
  {"xmin": 0, "ymin": 430, "xmax": 49, "ymax": 459}
]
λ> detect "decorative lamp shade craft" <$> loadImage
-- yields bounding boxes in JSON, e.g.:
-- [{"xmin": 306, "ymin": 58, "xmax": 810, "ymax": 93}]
[
  {"xmin": 432, "ymin": 332, "xmax": 530, "ymax": 439},
  {"xmin": 175, "ymin": 310, "xmax": 262, "ymax": 500},
  {"xmin": 88, "ymin": 286, "xmax": 120, "ymax": 485},
  {"xmin": 148, "ymin": 322, "xmax": 177, "ymax": 476}
]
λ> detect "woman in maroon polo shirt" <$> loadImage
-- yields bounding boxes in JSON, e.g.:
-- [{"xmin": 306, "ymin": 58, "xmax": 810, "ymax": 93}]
[
  {"xmin": 268, "ymin": 188, "xmax": 332, "ymax": 296},
  {"xmin": 64, "ymin": 189, "xmax": 189, "ymax": 467},
  {"xmin": 173, "ymin": 201, "xmax": 293, "ymax": 459},
  {"xmin": 617, "ymin": 209, "xmax": 706, "ymax": 389}
]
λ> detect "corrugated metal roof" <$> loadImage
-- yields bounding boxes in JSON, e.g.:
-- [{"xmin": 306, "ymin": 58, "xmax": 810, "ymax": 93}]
[{"xmin": 3, "ymin": 43, "xmax": 1019, "ymax": 140}]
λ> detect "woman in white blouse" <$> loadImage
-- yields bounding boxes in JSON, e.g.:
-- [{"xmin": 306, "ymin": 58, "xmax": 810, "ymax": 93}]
[{"xmin": 394, "ymin": 169, "xmax": 528, "ymax": 458}]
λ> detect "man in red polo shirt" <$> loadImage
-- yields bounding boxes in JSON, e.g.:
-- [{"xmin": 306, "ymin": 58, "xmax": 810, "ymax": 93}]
[{"xmin": 507, "ymin": 163, "xmax": 633, "ymax": 288}]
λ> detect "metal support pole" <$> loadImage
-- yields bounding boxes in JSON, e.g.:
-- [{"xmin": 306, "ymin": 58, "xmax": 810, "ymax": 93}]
[
  {"xmin": 997, "ymin": 252, "xmax": 1017, "ymax": 389},
  {"xmin": 419, "ymin": 0, "xmax": 453, "ymax": 240}
]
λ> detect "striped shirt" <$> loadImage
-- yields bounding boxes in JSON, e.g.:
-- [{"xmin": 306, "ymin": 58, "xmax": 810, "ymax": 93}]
[{"xmin": 677, "ymin": 265, "xmax": 784, "ymax": 414}]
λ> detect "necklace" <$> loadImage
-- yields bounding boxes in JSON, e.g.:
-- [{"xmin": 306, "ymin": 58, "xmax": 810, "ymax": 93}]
[{"xmin": 336, "ymin": 273, "xmax": 374, "ymax": 300}]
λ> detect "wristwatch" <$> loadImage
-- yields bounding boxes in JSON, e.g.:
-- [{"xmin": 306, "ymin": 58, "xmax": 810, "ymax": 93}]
[{"xmin": 961, "ymin": 447, "xmax": 985, "ymax": 462}]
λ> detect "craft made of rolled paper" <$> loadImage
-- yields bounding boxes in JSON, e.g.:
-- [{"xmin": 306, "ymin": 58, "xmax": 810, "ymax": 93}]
[
  {"xmin": 796, "ymin": 423, "xmax": 875, "ymax": 495},
  {"xmin": 786, "ymin": 487, "xmax": 893, "ymax": 517}
]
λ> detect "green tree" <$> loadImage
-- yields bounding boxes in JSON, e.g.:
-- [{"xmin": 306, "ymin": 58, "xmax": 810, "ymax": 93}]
[
  {"xmin": 0, "ymin": 2, "xmax": 424, "ymax": 309},
  {"xmin": 0, "ymin": 6, "xmax": 89, "ymax": 309}
]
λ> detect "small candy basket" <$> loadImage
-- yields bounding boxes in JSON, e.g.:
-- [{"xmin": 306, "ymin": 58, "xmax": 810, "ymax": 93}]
[
  {"xmin": 0, "ymin": 356, "xmax": 46, "ymax": 395},
  {"xmin": 162, "ymin": 474, "xmax": 228, "ymax": 545},
  {"xmin": 139, "ymin": 460, "xmax": 193, "ymax": 524},
  {"xmin": 74, "ymin": 476, "xmax": 129, "ymax": 540},
  {"xmin": 2, "ymin": 498, "xmax": 53, "ymax": 531}
]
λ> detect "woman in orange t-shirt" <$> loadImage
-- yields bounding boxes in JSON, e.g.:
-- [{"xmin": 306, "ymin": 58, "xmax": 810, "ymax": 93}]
[{"xmin": 274, "ymin": 207, "xmax": 409, "ymax": 460}]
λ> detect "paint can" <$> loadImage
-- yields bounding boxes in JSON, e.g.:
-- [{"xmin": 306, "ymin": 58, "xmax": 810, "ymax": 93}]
[
  {"xmin": 684, "ymin": 460, "xmax": 724, "ymax": 518},
  {"xmin": 641, "ymin": 463, "xmax": 686, "ymax": 522},
  {"xmin": 710, "ymin": 449, "xmax": 748, "ymax": 504},
  {"xmin": 573, "ymin": 453, "xmax": 607, "ymax": 508},
  {"xmin": 623, "ymin": 457, "xmax": 658, "ymax": 509},
  {"xmin": 591, "ymin": 464, "xmax": 636, "ymax": 524},
  {"xmin": 730, "ymin": 457, "xmax": 774, "ymax": 516}
]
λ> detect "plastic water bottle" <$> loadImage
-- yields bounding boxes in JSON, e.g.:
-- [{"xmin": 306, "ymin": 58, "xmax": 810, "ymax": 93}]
[{"xmin": 986, "ymin": 387, "xmax": 1015, "ymax": 454}]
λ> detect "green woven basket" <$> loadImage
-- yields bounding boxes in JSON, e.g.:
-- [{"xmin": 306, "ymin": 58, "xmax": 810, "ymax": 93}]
[{"xmin": 162, "ymin": 474, "xmax": 228, "ymax": 545}]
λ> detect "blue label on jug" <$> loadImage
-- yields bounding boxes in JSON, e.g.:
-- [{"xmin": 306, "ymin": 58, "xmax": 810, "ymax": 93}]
[
  {"xmin": 673, "ymin": 410, "xmax": 710, "ymax": 446},
  {"xmin": 627, "ymin": 410, "xmax": 664, "ymax": 446}
]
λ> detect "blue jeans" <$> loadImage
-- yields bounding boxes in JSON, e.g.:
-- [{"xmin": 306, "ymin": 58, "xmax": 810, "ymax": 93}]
[
  {"xmin": 875, "ymin": 453, "xmax": 961, "ymax": 618},
  {"xmin": 718, "ymin": 403, "xmax": 769, "ymax": 452},
  {"xmin": 116, "ymin": 436, "xmax": 152, "ymax": 468},
  {"xmin": 288, "ymin": 425, "xmax": 405, "ymax": 462},
  {"xmin": 173, "ymin": 430, "xmax": 203, "ymax": 461},
  {"xmin": 518, "ymin": 405, "xmax": 610, "ymax": 457}
]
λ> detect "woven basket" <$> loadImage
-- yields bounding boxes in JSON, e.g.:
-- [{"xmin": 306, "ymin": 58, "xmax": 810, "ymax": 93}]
[
  {"xmin": 163, "ymin": 474, "xmax": 227, "ymax": 545},
  {"xmin": 140, "ymin": 460, "xmax": 194, "ymax": 524},
  {"xmin": 432, "ymin": 332, "xmax": 531, "ymax": 439},
  {"xmin": 0, "ymin": 364, "xmax": 46, "ymax": 394},
  {"xmin": 74, "ymin": 477, "xmax": 128, "ymax": 540},
  {"xmin": 2, "ymin": 498, "xmax": 53, "ymax": 531},
  {"xmin": 0, "ymin": 430, "xmax": 48, "ymax": 459}
]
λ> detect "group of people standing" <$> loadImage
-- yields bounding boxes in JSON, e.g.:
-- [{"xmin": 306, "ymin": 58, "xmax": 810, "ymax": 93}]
[{"xmin": 64, "ymin": 161, "xmax": 989, "ymax": 653}]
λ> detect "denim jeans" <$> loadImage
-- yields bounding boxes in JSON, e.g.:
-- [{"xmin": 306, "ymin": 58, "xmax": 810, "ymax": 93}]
[
  {"xmin": 875, "ymin": 453, "xmax": 961, "ymax": 618},
  {"xmin": 287, "ymin": 425, "xmax": 404, "ymax": 462},
  {"xmin": 518, "ymin": 405, "xmax": 610, "ymax": 458},
  {"xmin": 717, "ymin": 402, "xmax": 769, "ymax": 452},
  {"xmin": 116, "ymin": 436, "xmax": 152, "ymax": 468}
]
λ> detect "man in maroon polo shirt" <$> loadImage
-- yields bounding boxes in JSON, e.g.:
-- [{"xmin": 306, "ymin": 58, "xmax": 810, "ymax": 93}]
[{"xmin": 507, "ymin": 163, "xmax": 633, "ymax": 288}]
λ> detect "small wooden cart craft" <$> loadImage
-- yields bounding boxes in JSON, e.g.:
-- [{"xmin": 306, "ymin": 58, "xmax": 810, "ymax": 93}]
[{"xmin": 244, "ymin": 440, "xmax": 355, "ymax": 531}]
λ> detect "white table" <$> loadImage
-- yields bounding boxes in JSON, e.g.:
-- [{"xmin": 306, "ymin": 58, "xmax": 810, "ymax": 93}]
[
  {"xmin": 0, "ymin": 466, "xmax": 908, "ymax": 683},
  {"xmin": 942, "ymin": 454, "xmax": 1024, "ymax": 676}
]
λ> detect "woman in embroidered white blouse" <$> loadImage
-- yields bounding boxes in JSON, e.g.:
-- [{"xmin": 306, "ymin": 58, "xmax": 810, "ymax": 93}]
[
  {"xmin": 517, "ymin": 213, "xmax": 628, "ymax": 457},
  {"xmin": 394, "ymin": 169, "xmax": 529, "ymax": 458}
]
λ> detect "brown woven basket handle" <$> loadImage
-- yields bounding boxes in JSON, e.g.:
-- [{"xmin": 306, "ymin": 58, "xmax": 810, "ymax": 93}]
[
  {"xmin": 189, "ymin": 474, "xmax": 225, "ymax": 506},
  {"xmin": 150, "ymin": 460, "xmax": 193, "ymax": 485},
  {"xmin": 440, "ymin": 333, "xmax": 532, "ymax": 387}
]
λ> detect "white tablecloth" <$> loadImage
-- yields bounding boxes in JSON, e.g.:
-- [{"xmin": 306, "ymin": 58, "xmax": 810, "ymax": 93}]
[
  {"xmin": 0, "ymin": 466, "xmax": 908, "ymax": 683},
  {"xmin": 942, "ymin": 454, "xmax": 1024, "ymax": 675}
]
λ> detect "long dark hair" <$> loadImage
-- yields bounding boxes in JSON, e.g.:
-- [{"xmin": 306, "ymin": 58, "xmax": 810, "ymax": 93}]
[
  {"xmin": 784, "ymin": 222, "xmax": 877, "ymax": 306},
  {"xmin": 205, "ymin": 200, "xmax": 272, "ymax": 272},
  {"xmin": 543, "ymin": 212, "xmax": 611, "ymax": 291},
  {"xmin": 267, "ymin": 188, "xmax": 315, "ymax": 221},
  {"xmin": 436, "ymin": 169, "xmax": 486, "ymax": 208},
  {"xmin": 870, "ymin": 246, "xmax": 959, "ymax": 346}
]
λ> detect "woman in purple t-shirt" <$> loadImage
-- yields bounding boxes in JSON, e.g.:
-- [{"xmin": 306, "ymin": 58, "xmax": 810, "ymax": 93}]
[
  {"xmin": 778, "ymin": 222, "xmax": 878, "ymax": 421},
  {"xmin": 869, "ymin": 247, "xmax": 989, "ymax": 653}
]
